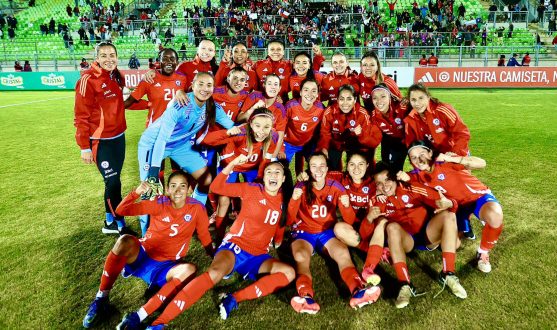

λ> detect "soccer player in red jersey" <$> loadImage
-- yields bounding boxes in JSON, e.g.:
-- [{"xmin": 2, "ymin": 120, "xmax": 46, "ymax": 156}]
[
  {"xmin": 212, "ymin": 66, "xmax": 250, "ymax": 122},
  {"xmin": 359, "ymin": 51, "xmax": 402, "ymax": 111},
  {"xmin": 289, "ymin": 51, "xmax": 325, "ymax": 101},
  {"xmin": 202, "ymin": 108, "xmax": 282, "ymax": 247},
  {"xmin": 239, "ymin": 74, "xmax": 287, "ymax": 160},
  {"xmin": 370, "ymin": 83, "xmax": 410, "ymax": 172},
  {"xmin": 288, "ymin": 152, "xmax": 381, "ymax": 314},
  {"xmin": 320, "ymin": 52, "xmax": 360, "ymax": 105},
  {"xmin": 214, "ymin": 42, "xmax": 258, "ymax": 93},
  {"xmin": 317, "ymin": 85, "xmax": 382, "ymax": 171},
  {"xmin": 284, "ymin": 78, "xmax": 325, "ymax": 175},
  {"xmin": 83, "ymin": 172, "xmax": 214, "ymax": 328},
  {"xmin": 400, "ymin": 140, "xmax": 504, "ymax": 274},
  {"xmin": 404, "ymin": 83, "xmax": 471, "ymax": 157},
  {"xmin": 144, "ymin": 156, "xmax": 295, "ymax": 328}
]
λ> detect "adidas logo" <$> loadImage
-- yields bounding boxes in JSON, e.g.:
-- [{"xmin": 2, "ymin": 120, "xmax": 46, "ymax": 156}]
[
  {"xmin": 329, "ymin": 86, "xmax": 334, "ymax": 90},
  {"xmin": 242, "ymin": 148, "xmax": 249, "ymax": 152},
  {"xmin": 102, "ymin": 270, "xmax": 109, "ymax": 277},
  {"xmin": 334, "ymin": 120, "xmax": 339, "ymax": 124},
  {"xmin": 361, "ymin": 82, "xmax": 365, "ymax": 87},
  {"xmin": 259, "ymin": 199, "xmax": 266, "ymax": 205},
  {"xmin": 293, "ymin": 116, "xmax": 299, "ymax": 120},
  {"xmin": 294, "ymin": 83, "xmax": 299, "ymax": 86},
  {"xmin": 155, "ymin": 83, "xmax": 161, "ymax": 87},
  {"xmin": 101, "ymin": 83, "xmax": 106, "ymax": 88},
  {"xmin": 418, "ymin": 72, "xmax": 435, "ymax": 83},
  {"xmin": 435, "ymin": 128, "xmax": 445, "ymax": 133},
  {"xmin": 162, "ymin": 216, "xmax": 170, "ymax": 222},
  {"xmin": 255, "ymin": 285, "xmax": 262, "ymax": 297},
  {"xmin": 174, "ymin": 300, "xmax": 186, "ymax": 310},
  {"xmin": 193, "ymin": 70, "xmax": 198, "ymax": 73},
  {"xmin": 263, "ymin": 68, "xmax": 268, "ymax": 72},
  {"xmin": 221, "ymin": 102, "xmax": 226, "ymax": 106},
  {"xmin": 380, "ymin": 123, "xmax": 386, "ymax": 127},
  {"xmin": 157, "ymin": 294, "xmax": 166, "ymax": 302}
]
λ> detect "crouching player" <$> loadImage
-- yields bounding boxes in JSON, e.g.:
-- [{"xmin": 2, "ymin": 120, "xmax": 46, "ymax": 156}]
[
  {"xmin": 83, "ymin": 171, "xmax": 214, "ymax": 328},
  {"xmin": 142, "ymin": 155, "xmax": 295, "ymax": 329}
]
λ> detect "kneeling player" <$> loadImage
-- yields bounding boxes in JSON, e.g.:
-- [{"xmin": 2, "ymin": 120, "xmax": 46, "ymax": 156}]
[
  {"xmin": 82, "ymin": 171, "xmax": 214, "ymax": 329},
  {"xmin": 142, "ymin": 156, "xmax": 295, "ymax": 329}
]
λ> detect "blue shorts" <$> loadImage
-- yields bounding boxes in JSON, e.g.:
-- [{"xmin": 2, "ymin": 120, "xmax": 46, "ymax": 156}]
[
  {"xmin": 217, "ymin": 166, "xmax": 259, "ymax": 183},
  {"xmin": 192, "ymin": 144, "xmax": 220, "ymax": 169},
  {"xmin": 411, "ymin": 221, "xmax": 437, "ymax": 251},
  {"xmin": 284, "ymin": 141, "xmax": 316, "ymax": 164},
  {"xmin": 291, "ymin": 229, "xmax": 336, "ymax": 255},
  {"xmin": 216, "ymin": 241, "xmax": 273, "ymax": 280},
  {"xmin": 122, "ymin": 244, "xmax": 177, "ymax": 288},
  {"xmin": 456, "ymin": 193, "xmax": 500, "ymax": 231},
  {"xmin": 138, "ymin": 142, "xmax": 207, "ymax": 180}
]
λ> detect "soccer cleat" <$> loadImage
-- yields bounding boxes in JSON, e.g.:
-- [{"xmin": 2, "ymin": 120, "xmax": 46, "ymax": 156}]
[
  {"xmin": 116, "ymin": 312, "xmax": 141, "ymax": 330},
  {"xmin": 476, "ymin": 252, "xmax": 492, "ymax": 273},
  {"xmin": 102, "ymin": 220, "xmax": 119, "ymax": 234},
  {"xmin": 145, "ymin": 325, "xmax": 165, "ymax": 330},
  {"xmin": 395, "ymin": 282, "xmax": 421, "ymax": 309},
  {"xmin": 361, "ymin": 267, "xmax": 381, "ymax": 286},
  {"xmin": 290, "ymin": 296, "xmax": 321, "ymax": 314},
  {"xmin": 436, "ymin": 272, "xmax": 467, "ymax": 299},
  {"xmin": 463, "ymin": 223, "xmax": 476, "ymax": 240},
  {"xmin": 219, "ymin": 293, "xmax": 238, "ymax": 320},
  {"xmin": 118, "ymin": 226, "xmax": 138, "ymax": 237},
  {"xmin": 381, "ymin": 247, "xmax": 393, "ymax": 265},
  {"xmin": 209, "ymin": 211, "xmax": 217, "ymax": 225},
  {"xmin": 83, "ymin": 296, "xmax": 108, "ymax": 328},
  {"xmin": 349, "ymin": 286, "xmax": 381, "ymax": 309}
]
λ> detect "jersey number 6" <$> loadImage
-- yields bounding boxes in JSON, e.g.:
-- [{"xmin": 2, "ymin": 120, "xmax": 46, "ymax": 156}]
[{"xmin": 264, "ymin": 209, "xmax": 280, "ymax": 225}]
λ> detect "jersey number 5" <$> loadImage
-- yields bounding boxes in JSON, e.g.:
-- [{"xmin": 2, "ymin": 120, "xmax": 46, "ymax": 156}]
[
  {"xmin": 312, "ymin": 205, "xmax": 327, "ymax": 218},
  {"xmin": 164, "ymin": 88, "xmax": 176, "ymax": 101},
  {"xmin": 264, "ymin": 209, "xmax": 280, "ymax": 225},
  {"xmin": 169, "ymin": 224, "xmax": 179, "ymax": 237}
]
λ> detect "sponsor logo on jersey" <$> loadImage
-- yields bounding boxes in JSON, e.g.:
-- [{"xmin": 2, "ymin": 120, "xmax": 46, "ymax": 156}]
[
  {"xmin": 184, "ymin": 214, "xmax": 192, "ymax": 222},
  {"xmin": 329, "ymin": 86, "xmax": 334, "ymax": 90},
  {"xmin": 401, "ymin": 195, "xmax": 410, "ymax": 203},
  {"xmin": 278, "ymin": 68, "xmax": 285, "ymax": 74},
  {"xmin": 162, "ymin": 216, "xmax": 170, "ymax": 222},
  {"xmin": 101, "ymin": 161, "xmax": 110, "ymax": 169},
  {"xmin": 435, "ymin": 128, "xmax": 445, "ymax": 133},
  {"xmin": 101, "ymin": 83, "xmax": 107, "ymax": 88},
  {"xmin": 327, "ymin": 195, "xmax": 333, "ymax": 202},
  {"xmin": 176, "ymin": 80, "xmax": 181, "ymax": 86},
  {"xmin": 433, "ymin": 118, "xmax": 440, "ymax": 126},
  {"xmin": 350, "ymin": 120, "xmax": 356, "ymax": 127},
  {"xmin": 362, "ymin": 186, "xmax": 369, "ymax": 193},
  {"xmin": 387, "ymin": 203, "xmax": 395, "ymax": 207},
  {"xmin": 293, "ymin": 116, "xmax": 299, "ymax": 120},
  {"xmin": 201, "ymin": 114, "xmax": 206, "ymax": 120},
  {"xmin": 312, "ymin": 116, "xmax": 318, "ymax": 122},
  {"xmin": 259, "ymin": 199, "xmax": 267, "ymax": 205},
  {"xmin": 395, "ymin": 118, "xmax": 402, "ymax": 124},
  {"xmin": 263, "ymin": 68, "xmax": 268, "ymax": 72},
  {"xmin": 155, "ymin": 83, "xmax": 162, "ymax": 87},
  {"xmin": 405, "ymin": 203, "xmax": 414, "ymax": 208},
  {"xmin": 438, "ymin": 174, "xmax": 446, "ymax": 181}
]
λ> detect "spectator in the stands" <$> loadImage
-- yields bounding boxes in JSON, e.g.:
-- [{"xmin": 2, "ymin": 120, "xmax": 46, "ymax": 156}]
[
  {"xmin": 128, "ymin": 54, "xmax": 140, "ymax": 69},
  {"xmin": 489, "ymin": 3, "xmax": 497, "ymax": 21},
  {"xmin": 508, "ymin": 22, "xmax": 513, "ymax": 38},
  {"xmin": 49, "ymin": 18, "xmax": 55, "ymax": 35},
  {"xmin": 14, "ymin": 61, "xmax": 23, "ymax": 72},
  {"xmin": 8, "ymin": 26, "xmax": 14, "ymax": 41},
  {"xmin": 23, "ymin": 60, "xmax": 32, "ymax": 72},
  {"xmin": 497, "ymin": 54, "xmax": 505, "ymax": 66},
  {"xmin": 180, "ymin": 42, "xmax": 187, "ymax": 60}
]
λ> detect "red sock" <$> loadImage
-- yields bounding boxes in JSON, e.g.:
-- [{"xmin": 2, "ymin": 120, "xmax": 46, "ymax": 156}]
[
  {"xmin": 99, "ymin": 251, "xmax": 128, "ymax": 292},
  {"xmin": 340, "ymin": 266, "xmax": 364, "ymax": 294},
  {"xmin": 394, "ymin": 262, "xmax": 411, "ymax": 283},
  {"xmin": 208, "ymin": 192, "xmax": 218, "ymax": 212},
  {"xmin": 232, "ymin": 272, "xmax": 291, "ymax": 303},
  {"xmin": 442, "ymin": 252, "xmax": 456, "ymax": 273},
  {"xmin": 295, "ymin": 274, "xmax": 314, "ymax": 298},
  {"xmin": 215, "ymin": 215, "xmax": 229, "ymax": 238},
  {"xmin": 142, "ymin": 278, "xmax": 183, "ymax": 315},
  {"xmin": 480, "ymin": 222, "xmax": 504, "ymax": 251},
  {"xmin": 364, "ymin": 245, "xmax": 383, "ymax": 270},
  {"xmin": 152, "ymin": 272, "xmax": 214, "ymax": 326}
]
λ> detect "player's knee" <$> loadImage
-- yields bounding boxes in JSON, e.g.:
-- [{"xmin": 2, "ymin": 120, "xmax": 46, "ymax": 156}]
[
  {"xmin": 488, "ymin": 209, "xmax": 504, "ymax": 228},
  {"xmin": 386, "ymin": 222, "xmax": 401, "ymax": 237},
  {"xmin": 279, "ymin": 265, "xmax": 296, "ymax": 282},
  {"xmin": 331, "ymin": 244, "xmax": 351, "ymax": 262},
  {"xmin": 201, "ymin": 171, "xmax": 213, "ymax": 187},
  {"xmin": 174, "ymin": 263, "xmax": 197, "ymax": 281},
  {"xmin": 113, "ymin": 235, "xmax": 137, "ymax": 254},
  {"xmin": 105, "ymin": 175, "xmax": 121, "ymax": 191},
  {"xmin": 442, "ymin": 211, "xmax": 457, "ymax": 228},
  {"xmin": 292, "ymin": 249, "xmax": 310, "ymax": 263}
]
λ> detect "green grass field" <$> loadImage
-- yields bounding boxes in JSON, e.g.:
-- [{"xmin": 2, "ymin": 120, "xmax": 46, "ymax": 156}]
[{"xmin": 1, "ymin": 89, "xmax": 556, "ymax": 330}]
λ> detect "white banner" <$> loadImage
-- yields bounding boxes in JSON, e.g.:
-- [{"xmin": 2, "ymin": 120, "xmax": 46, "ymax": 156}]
[{"xmin": 319, "ymin": 66, "xmax": 415, "ymax": 88}]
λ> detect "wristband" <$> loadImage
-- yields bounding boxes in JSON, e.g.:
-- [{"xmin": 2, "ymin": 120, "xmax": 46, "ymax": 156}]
[{"xmin": 148, "ymin": 166, "xmax": 161, "ymax": 181}]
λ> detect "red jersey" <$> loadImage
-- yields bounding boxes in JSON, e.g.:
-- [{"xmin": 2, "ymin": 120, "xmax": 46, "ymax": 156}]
[
  {"xmin": 210, "ymin": 172, "xmax": 284, "ymax": 255},
  {"xmin": 284, "ymin": 99, "xmax": 325, "ymax": 146},
  {"xmin": 288, "ymin": 179, "xmax": 356, "ymax": 233},
  {"xmin": 404, "ymin": 100, "xmax": 470, "ymax": 156},
  {"xmin": 115, "ymin": 191, "xmax": 212, "ymax": 261},
  {"xmin": 326, "ymin": 171, "xmax": 376, "ymax": 222},
  {"xmin": 316, "ymin": 103, "xmax": 382, "ymax": 152},
  {"xmin": 240, "ymin": 91, "xmax": 287, "ymax": 132},
  {"xmin": 212, "ymin": 85, "xmax": 250, "ymax": 122},
  {"xmin": 202, "ymin": 125, "xmax": 281, "ymax": 175},
  {"xmin": 320, "ymin": 69, "xmax": 360, "ymax": 105},
  {"xmin": 371, "ymin": 99, "xmax": 409, "ymax": 140},
  {"xmin": 359, "ymin": 73, "xmax": 402, "ymax": 111},
  {"xmin": 74, "ymin": 63, "xmax": 126, "ymax": 150},
  {"xmin": 288, "ymin": 71, "xmax": 325, "ymax": 101},
  {"xmin": 408, "ymin": 161, "xmax": 491, "ymax": 206},
  {"xmin": 522, "ymin": 55, "xmax": 531, "ymax": 66},
  {"xmin": 176, "ymin": 55, "xmax": 214, "ymax": 89},
  {"xmin": 214, "ymin": 59, "xmax": 258, "ymax": 93},
  {"xmin": 366, "ymin": 182, "xmax": 457, "ymax": 236},
  {"xmin": 428, "ymin": 56, "xmax": 438, "ymax": 67},
  {"xmin": 419, "ymin": 58, "xmax": 428, "ymax": 67},
  {"xmin": 131, "ymin": 72, "xmax": 188, "ymax": 128}
]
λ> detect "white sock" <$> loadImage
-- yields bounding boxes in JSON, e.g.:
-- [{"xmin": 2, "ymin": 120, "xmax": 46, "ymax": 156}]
[
  {"xmin": 96, "ymin": 289, "xmax": 109, "ymax": 299},
  {"xmin": 137, "ymin": 307, "xmax": 148, "ymax": 321},
  {"xmin": 477, "ymin": 247, "xmax": 489, "ymax": 254}
]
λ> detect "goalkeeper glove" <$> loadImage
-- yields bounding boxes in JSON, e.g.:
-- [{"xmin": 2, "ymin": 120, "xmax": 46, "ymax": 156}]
[{"xmin": 145, "ymin": 166, "xmax": 164, "ymax": 201}]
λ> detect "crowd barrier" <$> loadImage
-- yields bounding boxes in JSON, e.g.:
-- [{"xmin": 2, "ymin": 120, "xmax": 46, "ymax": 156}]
[{"xmin": 2, "ymin": 67, "xmax": 556, "ymax": 90}]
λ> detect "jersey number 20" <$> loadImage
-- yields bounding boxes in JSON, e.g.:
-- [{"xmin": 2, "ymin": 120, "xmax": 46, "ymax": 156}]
[{"xmin": 312, "ymin": 205, "xmax": 327, "ymax": 218}]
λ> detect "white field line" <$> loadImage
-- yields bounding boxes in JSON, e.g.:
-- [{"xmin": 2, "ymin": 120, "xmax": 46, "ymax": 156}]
[{"xmin": 0, "ymin": 96, "xmax": 74, "ymax": 108}]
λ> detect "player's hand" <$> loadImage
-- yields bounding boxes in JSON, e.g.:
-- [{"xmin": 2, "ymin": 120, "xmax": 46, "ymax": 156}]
[
  {"xmin": 321, "ymin": 148, "xmax": 329, "ymax": 159},
  {"xmin": 81, "ymin": 151, "xmax": 94, "ymax": 164},
  {"xmin": 144, "ymin": 69, "xmax": 156, "ymax": 83},
  {"xmin": 135, "ymin": 181, "xmax": 151, "ymax": 196},
  {"xmin": 251, "ymin": 99, "xmax": 266, "ymax": 111},
  {"xmin": 312, "ymin": 44, "xmax": 322, "ymax": 56},
  {"xmin": 445, "ymin": 151, "xmax": 458, "ymax": 157},
  {"xmin": 231, "ymin": 154, "xmax": 248, "ymax": 167},
  {"xmin": 221, "ymin": 45, "xmax": 232, "ymax": 63},
  {"xmin": 354, "ymin": 124, "xmax": 362, "ymax": 135},
  {"xmin": 276, "ymin": 95, "xmax": 284, "ymax": 104},
  {"xmin": 277, "ymin": 151, "xmax": 286, "ymax": 159},
  {"xmin": 400, "ymin": 97, "xmax": 409, "ymax": 106},
  {"xmin": 147, "ymin": 176, "xmax": 164, "ymax": 201},
  {"xmin": 175, "ymin": 89, "xmax": 190, "ymax": 108},
  {"xmin": 396, "ymin": 171, "xmax": 410, "ymax": 182},
  {"xmin": 366, "ymin": 206, "xmax": 386, "ymax": 223},
  {"xmin": 296, "ymin": 171, "xmax": 309, "ymax": 182},
  {"xmin": 292, "ymin": 187, "xmax": 303, "ymax": 200},
  {"xmin": 436, "ymin": 152, "xmax": 451, "ymax": 162},
  {"xmin": 376, "ymin": 194, "xmax": 387, "ymax": 203},
  {"xmin": 434, "ymin": 192, "xmax": 453, "ymax": 214},
  {"xmin": 339, "ymin": 194, "xmax": 350, "ymax": 207},
  {"xmin": 227, "ymin": 126, "xmax": 242, "ymax": 136}
]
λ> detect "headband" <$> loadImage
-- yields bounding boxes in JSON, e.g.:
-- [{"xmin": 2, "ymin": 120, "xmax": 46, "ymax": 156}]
[
  {"xmin": 250, "ymin": 113, "xmax": 275, "ymax": 122},
  {"xmin": 372, "ymin": 86, "xmax": 391, "ymax": 95},
  {"xmin": 408, "ymin": 144, "xmax": 430, "ymax": 153}
]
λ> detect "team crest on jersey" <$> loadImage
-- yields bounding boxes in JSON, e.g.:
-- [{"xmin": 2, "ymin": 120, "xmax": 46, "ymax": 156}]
[
  {"xmin": 349, "ymin": 120, "xmax": 356, "ymax": 127},
  {"xmin": 327, "ymin": 195, "xmax": 333, "ymax": 202},
  {"xmin": 190, "ymin": 140, "xmax": 195, "ymax": 145},
  {"xmin": 238, "ymin": 102, "xmax": 243, "ymax": 107},
  {"xmin": 362, "ymin": 186, "xmax": 369, "ymax": 194},
  {"xmin": 401, "ymin": 195, "xmax": 410, "ymax": 203},
  {"xmin": 184, "ymin": 214, "xmax": 192, "ymax": 222},
  {"xmin": 101, "ymin": 161, "xmax": 109, "ymax": 169},
  {"xmin": 143, "ymin": 164, "xmax": 150, "ymax": 171},
  {"xmin": 278, "ymin": 68, "xmax": 285, "ymax": 74},
  {"xmin": 175, "ymin": 80, "xmax": 181, "ymax": 86},
  {"xmin": 433, "ymin": 118, "xmax": 440, "ymax": 126},
  {"xmin": 395, "ymin": 118, "xmax": 402, "ymax": 125},
  {"xmin": 312, "ymin": 117, "xmax": 318, "ymax": 122},
  {"xmin": 202, "ymin": 114, "xmax": 206, "ymax": 120},
  {"xmin": 438, "ymin": 174, "xmax": 446, "ymax": 181}
]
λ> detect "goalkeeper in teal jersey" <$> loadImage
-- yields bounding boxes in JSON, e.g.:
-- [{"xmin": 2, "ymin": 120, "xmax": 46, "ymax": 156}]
[{"xmin": 137, "ymin": 72, "xmax": 234, "ymax": 234}]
